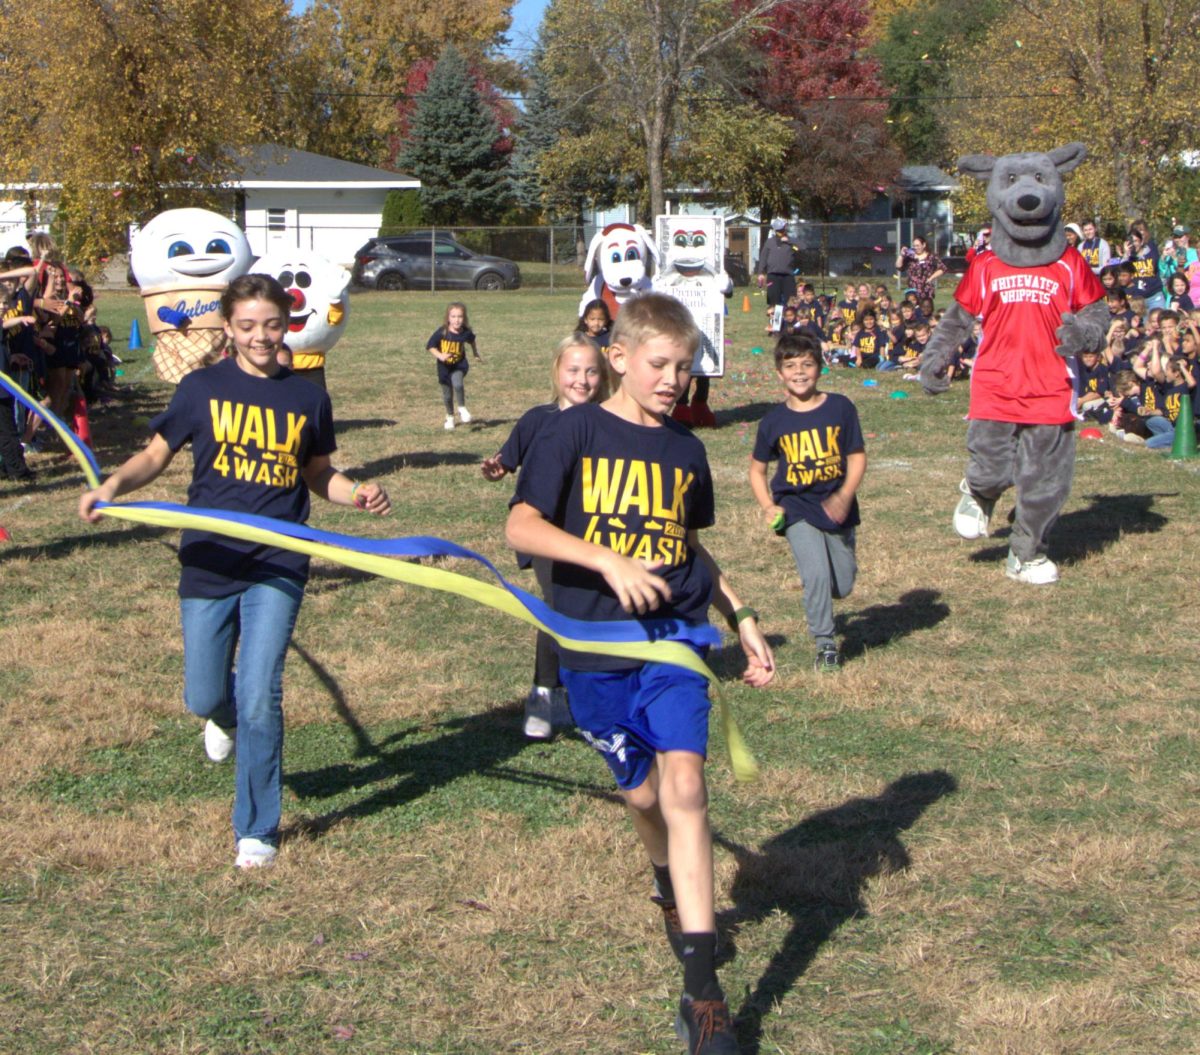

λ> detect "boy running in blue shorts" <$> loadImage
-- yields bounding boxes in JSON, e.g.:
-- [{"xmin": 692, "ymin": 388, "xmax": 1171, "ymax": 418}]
[{"xmin": 507, "ymin": 293, "xmax": 775, "ymax": 1054}]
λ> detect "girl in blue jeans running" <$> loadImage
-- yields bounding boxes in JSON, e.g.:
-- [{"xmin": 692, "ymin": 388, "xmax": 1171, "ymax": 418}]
[{"xmin": 79, "ymin": 273, "xmax": 390, "ymax": 869}]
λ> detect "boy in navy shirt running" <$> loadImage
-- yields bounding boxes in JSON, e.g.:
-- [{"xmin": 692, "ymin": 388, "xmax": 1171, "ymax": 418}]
[
  {"xmin": 750, "ymin": 333, "xmax": 867, "ymax": 671},
  {"xmin": 507, "ymin": 293, "xmax": 774, "ymax": 1054}
]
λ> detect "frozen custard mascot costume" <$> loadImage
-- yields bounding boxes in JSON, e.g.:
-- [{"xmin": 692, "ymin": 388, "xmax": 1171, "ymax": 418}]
[
  {"xmin": 131, "ymin": 208, "xmax": 253, "ymax": 384},
  {"xmin": 919, "ymin": 143, "xmax": 1107, "ymax": 584}
]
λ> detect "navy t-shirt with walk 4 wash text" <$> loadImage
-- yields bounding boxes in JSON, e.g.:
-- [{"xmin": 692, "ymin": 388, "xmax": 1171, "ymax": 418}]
[
  {"xmin": 513, "ymin": 402, "xmax": 715, "ymax": 671},
  {"xmin": 150, "ymin": 358, "xmax": 336, "ymax": 598},
  {"xmin": 753, "ymin": 393, "xmax": 864, "ymax": 532},
  {"xmin": 498, "ymin": 403, "xmax": 560, "ymax": 473}
]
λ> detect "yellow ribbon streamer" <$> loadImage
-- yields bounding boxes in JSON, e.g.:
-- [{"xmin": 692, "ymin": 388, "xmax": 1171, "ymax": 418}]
[{"xmin": 0, "ymin": 369, "xmax": 758, "ymax": 781}]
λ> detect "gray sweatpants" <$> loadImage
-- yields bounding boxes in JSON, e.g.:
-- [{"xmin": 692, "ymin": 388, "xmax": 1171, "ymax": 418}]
[
  {"xmin": 439, "ymin": 371, "xmax": 466, "ymax": 415},
  {"xmin": 784, "ymin": 519, "xmax": 857, "ymax": 645},
  {"xmin": 965, "ymin": 419, "xmax": 1075, "ymax": 562}
]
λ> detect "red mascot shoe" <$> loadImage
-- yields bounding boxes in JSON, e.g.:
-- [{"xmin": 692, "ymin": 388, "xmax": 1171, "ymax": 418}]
[
  {"xmin": 690, "ymin": 400, "xmax": 716, "ymax": 428},
  {"xmin": 70, "ymin": 392, "xmax": 92, "ymax": 445}
]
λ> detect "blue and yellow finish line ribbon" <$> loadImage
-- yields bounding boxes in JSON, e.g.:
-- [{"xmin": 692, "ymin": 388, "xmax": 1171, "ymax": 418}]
[{"xmin": 0, "ymin": 370, "xmax": 758, "ymax": 781}]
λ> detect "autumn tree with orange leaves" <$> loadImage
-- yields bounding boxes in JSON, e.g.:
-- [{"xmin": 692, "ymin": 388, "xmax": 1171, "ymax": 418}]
[{"xmin": 0, "ymin": 0, "xmax": 292, "ymax": 263}]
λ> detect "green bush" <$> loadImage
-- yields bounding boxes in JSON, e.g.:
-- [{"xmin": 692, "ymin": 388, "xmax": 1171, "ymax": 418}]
[{"xmin": 379, "ymin": 189, "xmax": 424, "ymax": 234}]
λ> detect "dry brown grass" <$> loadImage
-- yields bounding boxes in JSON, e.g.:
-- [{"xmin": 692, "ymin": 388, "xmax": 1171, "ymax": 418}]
[{"xmin": 1, "ymin": 289, "xmax": 1197, "ymax": 1053}]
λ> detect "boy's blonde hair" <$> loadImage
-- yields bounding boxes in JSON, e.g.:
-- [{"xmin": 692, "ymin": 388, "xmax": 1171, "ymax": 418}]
[
  {"xmin": 1112, "ymin": 369, "xmax": 1139, "ymax": 395},
  {"xmin": 550, "ymin": 334, "xmax": 610, "ymax": 402},
  {"xmin": 609, "ymin": 292, "xmax": 700, "ymax": 355}
]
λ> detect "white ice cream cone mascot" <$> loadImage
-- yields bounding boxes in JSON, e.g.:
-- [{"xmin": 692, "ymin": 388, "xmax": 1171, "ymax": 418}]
[
  {"xmin": 130, "ymin": 208, "xmax": 253, "ymax": 383},
  {"xmin": 578, "ymin": 222, "xmax": 657, "ymax": 318},
  {"xmin": 253, "ymin": 251, "xmax": 350, "ymax": 389},
  {"xmin": 918, "ymin": 143, "xmax": 1108, "ymax": 584}
]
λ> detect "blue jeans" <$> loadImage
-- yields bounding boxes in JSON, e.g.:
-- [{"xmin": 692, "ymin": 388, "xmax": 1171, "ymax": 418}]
[
  {"xmin": 876, "ymin": 360, "xmax": 901, "ymax": 372},
  {"xmin": 180, "ymin": 577, "xmax": 305, "ymax": 844},
  {"xmin": 1145, "ymin": 415, "xmax": 1175, "ymax": 449}
]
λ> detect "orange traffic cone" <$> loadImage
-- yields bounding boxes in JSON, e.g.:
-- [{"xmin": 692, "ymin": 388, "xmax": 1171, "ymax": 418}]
[{"xmin": 742, "ymin": 294, "xmax": 751, "ymax": 313}]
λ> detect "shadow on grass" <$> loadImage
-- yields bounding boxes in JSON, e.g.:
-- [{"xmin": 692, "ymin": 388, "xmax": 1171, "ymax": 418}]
[
  {"xmin": 331, "ymin": 417, "xmax": 398, "ymax": 433},
  {"xmin": 0, "ymin": 521, "xmax": 171, "ymax": 561},
  {"xmin": 346, "ymin": 450, "xmax": 482, "ymax": 477},
  {"xmin": 279, "ymin": 677, "xmax": 535, "ymax": 841},
  {"xmin": 834, "ymin": 589, "xmax": 950, "ymax": 662},
  {"xmin": 303, "ymin": 564, "xmax": 379, "ymax": 595},
  {"xmin": 713, "ymin": 402, "xmax": 777, "ymax": 428},
  {"xmin": 716, "ymin": 769, "xmax": 958, "ymax": 1054},
  {"xmin": 706, "ymin": 634, "xmax": 789, "ymax": 680},
  {"xmin": 967, "ymin": 491, "xmax": 1170, "ymax": 566}
]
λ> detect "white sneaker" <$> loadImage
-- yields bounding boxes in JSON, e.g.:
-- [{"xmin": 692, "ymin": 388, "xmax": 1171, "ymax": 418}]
[
  {"xmin": 953, "ymin": 478, "xmax": 994, "ymax": 540},
  {"xmin": 204, "ymin": 720, "xmax": 234, "ymax": 763},
  {"xmin": 457, "ymin": 406, "xmax": 472, "ymax": 424},
  {"xmin": 443, "ymin": 415, "xmax": 456, "ymax": 431},
  {"xmin": 1004, "ymin": 551, "xmax": 1059, "ymax": 585},
  {"xmin": 235, "ymin": 837, "xmax": 277, "ymax": 869},
  {"xmin": 523, "ymin": 687, "xmax": 553, "ymax": 739}
]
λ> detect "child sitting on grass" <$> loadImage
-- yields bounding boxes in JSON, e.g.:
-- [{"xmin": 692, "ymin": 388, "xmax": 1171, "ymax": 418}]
[
  {"xmin": 506, "ymin": 293, "xmax": 775, "ymax": 1055},
  {"xmin": 749, "ymin": 332, "xmax": 866, "ymax": 671},
  {"xmin": 1075, "ymin": 347, "xmax": 1112, "ymax": 424}
]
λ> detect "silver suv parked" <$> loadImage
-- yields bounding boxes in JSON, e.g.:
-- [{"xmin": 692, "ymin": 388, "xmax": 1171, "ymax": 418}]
[{"xmin": 352, "ymin": 234, "xmax": 521, "ymax": 291}]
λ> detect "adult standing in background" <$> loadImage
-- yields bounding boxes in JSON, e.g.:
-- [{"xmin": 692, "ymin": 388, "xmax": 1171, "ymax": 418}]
[
  {"xmin": 756, "ymin": 217, "xmax": 801, "ymax": 307},
  {"xmin": 1159, "ymin": 224, "xmax": 1197, "ymax": 289},
  {"xmin": 894, "ymin": 236, "xmax": 946, "ymax": 307},
  {"xmin": 1079, "ymin": 220, "xmax": 1111, "ymax": 275}
]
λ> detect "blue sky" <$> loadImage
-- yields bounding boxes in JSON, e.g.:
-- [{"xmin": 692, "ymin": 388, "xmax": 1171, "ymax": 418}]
[
  {"xmin": 292, "ymin": 0, "xmax": 548, "ymax": 54},
  {"xmin": 506, "ymin": 0, "xmax": 549, "ymax": 53}
]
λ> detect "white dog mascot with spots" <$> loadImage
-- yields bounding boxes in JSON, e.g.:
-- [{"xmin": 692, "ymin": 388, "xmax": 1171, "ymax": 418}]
[{"xmin": 578, "ymin": 222, "xmax": 658, "ymax": 318}]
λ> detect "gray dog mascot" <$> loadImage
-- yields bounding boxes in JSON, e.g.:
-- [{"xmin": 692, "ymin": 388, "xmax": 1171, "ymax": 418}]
[{"xmin": 919, "ymin": 143, "xmax": 1108, "ymax": 584}]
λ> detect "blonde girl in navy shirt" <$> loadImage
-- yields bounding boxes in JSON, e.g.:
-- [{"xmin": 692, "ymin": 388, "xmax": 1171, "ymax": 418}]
[{"xmin": 482, "ymin": 335, "xmax": 609, "ymax": 738}]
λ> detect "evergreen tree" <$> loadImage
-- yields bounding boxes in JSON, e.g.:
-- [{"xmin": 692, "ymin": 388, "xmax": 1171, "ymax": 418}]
[
  {"xmin": 509, "ymin": 46, "xmax": 561, "ymax": 216},
  {"xmin": 397, "ymin": 44, "xmax": 512, "ymax": 223},
  {"xmin": 873, "ymin": 0, "xmax": 1005, "ymax": 165}
]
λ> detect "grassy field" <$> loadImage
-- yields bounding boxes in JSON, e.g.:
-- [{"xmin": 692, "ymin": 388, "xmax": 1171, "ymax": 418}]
[{"xmin": 1, "ymin": 286, "xmax": 1198, "ymax": 1055}]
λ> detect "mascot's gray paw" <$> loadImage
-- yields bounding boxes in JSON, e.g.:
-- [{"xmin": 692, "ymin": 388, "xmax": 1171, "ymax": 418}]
[
  {"xmin": 1054, "ymin": 312, "xmax": 1090, "ymax": 358},
  {"xmin": 919, "ymin": 361, "xmax": 951, "ymax": 395}
]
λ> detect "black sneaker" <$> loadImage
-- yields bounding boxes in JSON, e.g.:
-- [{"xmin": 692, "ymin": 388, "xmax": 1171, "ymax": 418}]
[
  {"xmin": 675, "ymin": 985, "xmax": 738, "ymax": 1054},
  {"xmin": 814, "ymin": 645, "xmax": 841, "ymax": 673},
  {"xmin": 651, "ymin": 894, "xmax": 685, "ymax": 963}
]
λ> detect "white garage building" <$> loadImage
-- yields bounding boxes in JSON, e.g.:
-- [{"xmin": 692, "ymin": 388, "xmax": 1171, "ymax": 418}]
[{"xmin": 0, "ymin": 144, "xmax": 419, "ymax": 268}]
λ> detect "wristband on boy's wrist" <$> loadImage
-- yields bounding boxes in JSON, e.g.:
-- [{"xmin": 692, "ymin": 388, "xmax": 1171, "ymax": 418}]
[
  {"xmin": 350, "ymin": 481, "xmax": 364, "ymax": 506},
  {"xmin": 726, "ymin": 606, "xmax": 759, "ymax": 631}
]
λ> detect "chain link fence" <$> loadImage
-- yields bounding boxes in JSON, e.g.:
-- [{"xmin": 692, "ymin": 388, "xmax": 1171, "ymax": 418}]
[{"xmin": 63, "ymin": 218, "xmax": 971, "ymax": 293}]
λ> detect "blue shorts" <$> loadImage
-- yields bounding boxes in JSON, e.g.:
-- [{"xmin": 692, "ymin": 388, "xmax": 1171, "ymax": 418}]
[{"xmin": 560, "ymin": 661, "xmax": 711, "ymax": 791}]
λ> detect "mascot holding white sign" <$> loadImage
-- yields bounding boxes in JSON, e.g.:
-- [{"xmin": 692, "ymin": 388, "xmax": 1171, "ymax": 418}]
[{"xmin": 652, "ymin": 215, "xmax": 732, "ymax": 427}]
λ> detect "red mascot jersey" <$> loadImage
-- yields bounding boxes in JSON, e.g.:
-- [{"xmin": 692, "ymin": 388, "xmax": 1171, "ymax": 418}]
[{"xmin": 955, "ymin": 246, "xmax": 1105, "ymax": 425}]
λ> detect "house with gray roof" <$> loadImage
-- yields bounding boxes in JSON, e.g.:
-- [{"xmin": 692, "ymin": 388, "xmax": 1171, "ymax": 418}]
[{"xmin": 0, "ymin": 144, "xmax": 419, "ymax": 267}]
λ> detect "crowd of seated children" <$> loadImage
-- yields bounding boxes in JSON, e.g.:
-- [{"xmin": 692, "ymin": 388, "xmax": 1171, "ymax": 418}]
[{"xmin": 1092, "ymin": 309, "xmax": 1200, "ymax": 447}]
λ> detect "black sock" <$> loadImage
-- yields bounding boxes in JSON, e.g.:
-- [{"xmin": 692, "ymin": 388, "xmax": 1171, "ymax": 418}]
[
  {"xmin": 680, "ymin": 932, "xmax": 718, "ymax": 997},
  {"xmin": 652, "ymin": 862, "xmax": 674, "ymax": 902}
]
